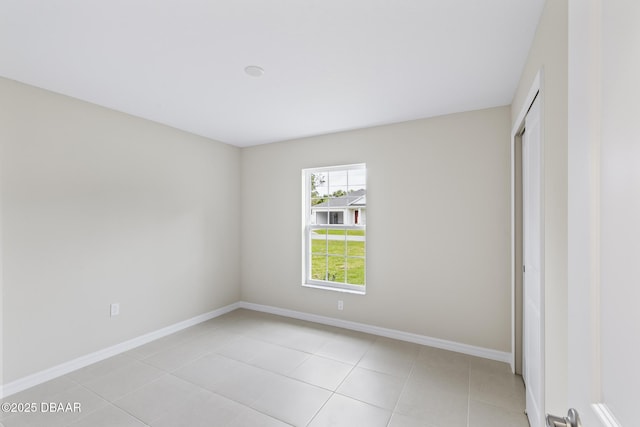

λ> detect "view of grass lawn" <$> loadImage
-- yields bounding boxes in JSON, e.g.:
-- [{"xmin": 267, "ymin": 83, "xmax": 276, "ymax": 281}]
[{"xmin": 311, "ymin": 239, "xmax": 365, "ymax": 285}]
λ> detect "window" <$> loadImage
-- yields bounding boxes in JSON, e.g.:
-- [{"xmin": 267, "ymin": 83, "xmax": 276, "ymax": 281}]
[{"xmin": 302, "ymin": 164, "xmax": 366, "ymax": 293}]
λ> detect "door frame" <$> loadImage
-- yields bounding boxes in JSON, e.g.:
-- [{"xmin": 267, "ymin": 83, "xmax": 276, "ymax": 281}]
[
  {"xmin": 567, "ymin": 0, "xmax": 601, "ymax": 422},
  {"xmin": 567, "ymin": 0, "xmax": 623, "ymax": 425},
  {"xmin": 510, "ymin": 69, "xmax": 545, "ymax": 420}
]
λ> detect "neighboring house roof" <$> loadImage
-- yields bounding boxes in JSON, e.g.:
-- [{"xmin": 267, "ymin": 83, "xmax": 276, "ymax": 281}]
[
  {"xmin": 351, "ymin": 195, "xmax": 366, "ymax": 206},
  {"xmin": 313, "ymin": 189, "xmax": 366, "ymax": 209}
]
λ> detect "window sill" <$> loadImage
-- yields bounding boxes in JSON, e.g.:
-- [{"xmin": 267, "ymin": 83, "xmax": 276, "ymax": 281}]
[{"xmin": 302, "ymin": 283, "xmax": 366, "ymax": 295}]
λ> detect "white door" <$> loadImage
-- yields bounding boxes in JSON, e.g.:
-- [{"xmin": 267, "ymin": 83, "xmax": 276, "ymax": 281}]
[
  {"xmin": 565, "ymin": 1, "xmax": 640, "ymax": 426},
  {"xmin": 522, "ymin": 94, "xmax": 543, "ymax": 427}
]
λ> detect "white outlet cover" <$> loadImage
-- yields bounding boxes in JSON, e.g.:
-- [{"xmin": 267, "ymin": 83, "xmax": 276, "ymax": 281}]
[{"xmin": 110, "ymin": 303, "xmax": 120, "ymax": 317}]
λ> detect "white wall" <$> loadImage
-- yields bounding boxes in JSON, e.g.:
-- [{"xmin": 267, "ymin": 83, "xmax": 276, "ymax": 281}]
[
  {"xmin": 568, "ymin": 4, "xmax": 640, "ymax": 425},
  {"xmin": 511, "ymin": 0, "xmax": 568, "ymax": 416},
  {"xmin": 241, "ymin": 107, "xmax": 512, "ymax": 352},
  {"xmin": 0, "ymin": 90, "xmax": 5, "ymax": 389},
  {"xmin": 598, "ymin": 3, "xmax": 640, "ymax": 422},
  {"xmin": 0, "ymin": 78, "xmax": 241, "ymax": 383}
]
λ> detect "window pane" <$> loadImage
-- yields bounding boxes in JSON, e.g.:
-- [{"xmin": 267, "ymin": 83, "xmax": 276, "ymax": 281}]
[
  {"xmin": 346, "ymin": 257, "xmax": 365, "ymax": 285},
  {"xmin": 311, "ymin": 255, "xmax": 327, "ymax": 281},
  {"xmin": 327, "ymin": 235, "xmax": 345, "ymax": 256},
  {"xmin": 348, "ymin": 168, "xmax": 366, "ymax": 187},
  {"xmin": 311, "ymin": 197, "xmax": 326, "ymax": 207},
  {"xmin": 311, "ymin": 231, "xmax": 327, "ymax": 255},
  {"xmin": 346, "ymin": 232, "xmax": 365, "ymax": 257},
  {"xmin": 305, "ymin": 164, "xmax": 366, "ymax": 290},
  {"xmin": 314, "ymin": 211, "xmax": 328, "ymax": 225},
  {"xmin": 328, "ymin": 170, "xmax": 347, "ymax": 187},
  {"xmin": 327, "ymin": 257, "xmax": 346, "ymax": 283},
  {"xmin": 329, "ymin": 211, "xmax": 344, "ymax": 224},
  {"xmin": 329, "ymin": 185, "xmax": 348, "ymax": 198},
  {"xmin": 312, "ymin": 172, "xmax": 328, "ymax": 197}
]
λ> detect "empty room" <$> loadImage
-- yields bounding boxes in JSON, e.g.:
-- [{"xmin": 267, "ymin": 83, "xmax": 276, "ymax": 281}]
[{"xmin": 2, "ymin": 1, "xmax": 639, "ymax": 427}]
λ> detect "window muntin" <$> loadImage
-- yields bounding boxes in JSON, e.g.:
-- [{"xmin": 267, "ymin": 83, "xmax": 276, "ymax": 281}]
[{"xmin": 303, "ymin": 164, "xmax": 366, "ymax": 293}]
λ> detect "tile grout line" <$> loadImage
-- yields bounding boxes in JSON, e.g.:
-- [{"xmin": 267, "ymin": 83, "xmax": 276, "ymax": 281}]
[
  {"xmin": 8, "ymin": 311, "xmax": 522, "ymax": 427},
  {"xmin": 304, "ymin": 331, "xmax": 369, "ymax": 426},
  {"xmin": 304, "ymin": 390, "xmax": 334, "ymax": 427},
  {"xmin": 150, "ymin": 338, "xmax": 310, "ymax": 427},
  {"xmin": 467, "ymin": 363, "xmax": 472, "ymax": 427},
  {"xmin": 158, "ymin": 351, "xmax": 276, "ymax": 426},
  {"xmin": 386, "ymin": 347, "xmax": 418, "ymax": 427}
]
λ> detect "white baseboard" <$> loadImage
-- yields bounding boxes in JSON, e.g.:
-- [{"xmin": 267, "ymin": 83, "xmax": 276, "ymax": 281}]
[
  {"xmin": 1, "ymin": 302, "xmax": 240, "ymax": 399},
  {"xmin": 2, "ymin": 300, "xmax": 512, "ymax": 398},
  {"xmin": 239, "ymin": 301, "xmax": 511, "ymax": 364}
]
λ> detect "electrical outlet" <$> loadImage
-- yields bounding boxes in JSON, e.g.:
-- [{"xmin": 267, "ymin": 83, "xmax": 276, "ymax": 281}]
[
  {"xmin": 338, "ymin": 300, "xmax": 344, "ymax": 311},
  {"xmin": 110, "ymin": 303, "xmax": 120, "ymax": 317}
]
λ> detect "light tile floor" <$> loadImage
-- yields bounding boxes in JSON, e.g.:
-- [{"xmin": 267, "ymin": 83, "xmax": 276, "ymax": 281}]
[{"xmin": 1, "ymin": 309, "xmax": 530, "ymax": 427}]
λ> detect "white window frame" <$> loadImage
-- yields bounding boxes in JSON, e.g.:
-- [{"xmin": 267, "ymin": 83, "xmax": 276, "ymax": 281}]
[{"xmin": 302, "ymin": 163, "xmax": 366, "ymax": 294}]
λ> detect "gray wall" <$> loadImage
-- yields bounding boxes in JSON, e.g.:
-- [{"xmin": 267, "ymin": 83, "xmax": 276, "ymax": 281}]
[
  {"xmin": 241, "ymin": 107, "xmax": 512, "ymax": 352},
  {"xmin": 1, "ymin": 80, "xmax": 517, "ymax": 385},
  {"xmin": 0, "ymin": 78, "xmax": 241, "ymax": 382}
]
